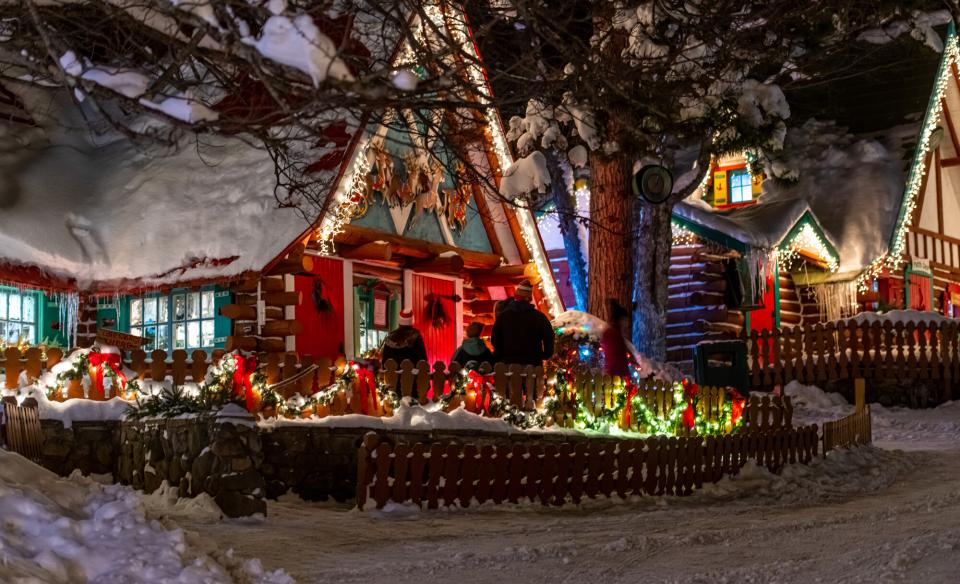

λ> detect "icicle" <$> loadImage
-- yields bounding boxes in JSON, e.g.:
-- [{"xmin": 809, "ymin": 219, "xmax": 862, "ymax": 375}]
[
  {"xmin": 812, "ymin": 281, "xmax": 860, "ymax": 322},
  {"xmin": 744, "ymin": 248, "xmax": 772, "ymax": 301},
  {"xmin": 56, "ymin": 292, "xmax": 80, "ymax": 349}
]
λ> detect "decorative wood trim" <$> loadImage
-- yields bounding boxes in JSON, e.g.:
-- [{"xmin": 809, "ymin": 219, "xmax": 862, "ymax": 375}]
[
  {"xmin": 470, "ymin": 182, "xmax": 506, "ymax": 260},
  {"xmin": 913, "ymin": 152, "xmax": 934, "ymax": 229},
  {"xmin": 941, "ymin": 156, "xmax": 960, "ymax": 167},
  {"xmin": 343, "ymin": 260, "xmax": 355, "ymax": 359},
  {"xmin": 943, "ymin": 97, "xmax": 960, "ymax": 156},
  {"xmin": 914, "ymin": 226, "xmax": 960, "ymax": 247},
  {"xmin": 937, "ymin": 149, "xmax": 945, "ymax": 233}
]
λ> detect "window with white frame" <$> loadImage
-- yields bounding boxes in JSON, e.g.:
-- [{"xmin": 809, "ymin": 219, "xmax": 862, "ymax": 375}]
[
  {"xmin": 129, "ymin": 290, "xmax": 216, "ymax": 351},
  {"xmin": 729, "ymin": 169, "xmax": 753, "ymax": 204},
  {"xmin": 0, "ymin": 288, "xmax": 37, "ymax": 344}
]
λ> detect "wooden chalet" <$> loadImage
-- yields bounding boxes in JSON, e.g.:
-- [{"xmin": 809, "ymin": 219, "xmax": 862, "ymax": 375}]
[{"xmin": 0, "ymin": 4, "xmax": 563, "ymax": 367}]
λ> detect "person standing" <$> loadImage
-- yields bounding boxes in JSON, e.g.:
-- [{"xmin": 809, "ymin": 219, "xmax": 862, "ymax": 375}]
[
  {"xmin": 600, "ymin": 299, "xmax": 631, "ymax": 377},
  {"xmin": 451, "ymin": 321, "xmax": 494, "ymax": 367},
  {"xmin": 380, "ymin": 308, "xmax": 428, "ymax": 365},
  {"xmin": 492, "ymin": 280, "xmax": 555, "ymax": 366}
]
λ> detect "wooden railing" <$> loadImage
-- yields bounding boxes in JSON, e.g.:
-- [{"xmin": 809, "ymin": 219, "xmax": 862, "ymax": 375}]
[
  {"xmin": 823, "ymin": 405, "xmax": 872, "ymax": 453},
  {"xmin": 2, "ymin": 397, "xmax": 42, "ymax": 462},
  {"xmin": 356, "ymin": 425, "xmax": 821, "ymax": 509},
  {"xmin": 745, "ymin": 319, "xmax": 960, "ymax": 394},
  {"xmin": 0, "ymin": 347, "xmax": 336, "ymax": 391}
]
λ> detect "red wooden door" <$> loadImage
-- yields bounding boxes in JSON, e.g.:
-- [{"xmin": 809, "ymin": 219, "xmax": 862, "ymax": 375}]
[
  {"xmin": 909, "ymin": 273, "xmax": 932, "ymax": 311},
  {"xmin": 410, "ymin": 274, "xmax": 457, "ymax": 365},
  {"xmin": 294, "ymin": 257, "xmax": 345, "ymax": 360},
  {"xmin": 749, "ymin": 274, "xmax": 776, "ymax": 333}
]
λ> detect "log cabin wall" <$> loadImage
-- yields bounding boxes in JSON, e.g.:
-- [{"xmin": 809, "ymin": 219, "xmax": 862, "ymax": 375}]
[
  {"xmin": 666, "ymin": 237, "xmax": 744, "ymax": 372},
  {"xmin": 797, "ymin": 286, "xmax": 823, "ymax": 326},
  {"xmin": 778, "ymin": 273, "xmax": 804, "ymax": 328},
  {"xmin": 223, "ymin": 243, "xmax": 310, "ymax": 358}
]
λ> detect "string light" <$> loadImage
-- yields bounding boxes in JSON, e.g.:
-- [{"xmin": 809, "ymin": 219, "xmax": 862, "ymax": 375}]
[
  {"xmin": 313, "ymin": 5, "xmax": 565, "ymax": 317},
  {"xmin": 671, "ymin": 221, "xmax": 697, "ymax": 246},
  {"xmin": 858, "ymin": 25, "xmax": 959, "ymax": 291},
  {"xmin": 778, "ymin": 221, "xmax": 839, "ymax": 273},
  {"xmin": 315, "ymin": 136, "xmax": 373, "ymax": 255}
]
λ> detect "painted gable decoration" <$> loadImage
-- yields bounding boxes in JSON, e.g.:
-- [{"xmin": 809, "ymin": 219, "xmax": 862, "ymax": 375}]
[{"xmin": 356, "ymin": 129, "xmax": 475, "ymax": 242}]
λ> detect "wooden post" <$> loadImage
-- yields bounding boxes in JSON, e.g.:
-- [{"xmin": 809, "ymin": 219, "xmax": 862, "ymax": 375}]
[{"xmin": 854, "ymin": 378, "xmax": 865, "ymax": 412}]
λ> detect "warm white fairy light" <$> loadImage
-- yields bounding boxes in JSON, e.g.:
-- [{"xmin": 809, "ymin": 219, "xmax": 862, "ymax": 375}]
[
  {"xmin": 315, "ymin": 5, "xmax": 564, "ymax": 316},
  {"xmin": 858, "ymin": 26, "xmax": 959, "ymax": 290},
  {"xmin": 778, "ymin": 221, "xmax": 839, "ymax": 273},
  {"xmin": 441, "ymin": 5, "xmax": 565, "ymax": 317},
  {"xmin": 671, "ymin": 221, "xmax": 697, "ymax": 246},
  {"xmin": 315, "ymin": 136, "xmax": 372, "ymax": 255}
]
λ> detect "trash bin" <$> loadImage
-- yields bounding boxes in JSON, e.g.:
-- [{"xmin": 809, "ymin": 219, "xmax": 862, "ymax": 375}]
[{"xmin": 693, "ymin": 340, "xmax": 749, "ymax": 394}]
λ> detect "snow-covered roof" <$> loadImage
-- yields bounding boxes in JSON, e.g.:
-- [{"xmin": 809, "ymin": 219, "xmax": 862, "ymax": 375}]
[
  {"xmin": 0, "ymin": 88, "xmax": 319, "ymax": 292},
  {"xmin": 676, "ymin": 118, "xmax": 920, "ymax": 280}
]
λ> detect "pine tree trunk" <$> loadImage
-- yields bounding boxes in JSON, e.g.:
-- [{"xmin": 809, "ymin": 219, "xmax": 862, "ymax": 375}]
[
  {"xmin": 587, "ymin": 150, "xmax": 632, "ymax": 322},
  {"xmin": 545, "ymin": 152, "xmax": 588, "ymax": 310},
  {"xmin": 631, "ymin": 200, "xmax": 674, "ymax": 362}
]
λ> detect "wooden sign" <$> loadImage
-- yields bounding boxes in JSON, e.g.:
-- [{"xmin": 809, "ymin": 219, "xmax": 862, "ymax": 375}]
[
  {"xmin": 95, "ymin": 328, "xmax": 151, "ymax": 351},
  {"xmin": 911, "ymin": 257, "xmax": 932, "ymax": 275}
]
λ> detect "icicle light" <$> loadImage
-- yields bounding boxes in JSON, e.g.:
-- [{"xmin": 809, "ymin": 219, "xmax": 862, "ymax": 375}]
[{"xmin": 858, "ymin": 25, "xmax": 959, "ymax": 291}]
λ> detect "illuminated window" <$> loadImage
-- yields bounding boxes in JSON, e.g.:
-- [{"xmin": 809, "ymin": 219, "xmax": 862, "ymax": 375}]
[
  {"xmin": 0, "ymin": 288, "xmax": 38, "ymax": 344},
  {"xmin": 729, "ymin": 169, "xmax": 752, "ymax": 204},
  {"xmin": 129, "ymin": 290, "xmax": 217, "ymax": 351}
]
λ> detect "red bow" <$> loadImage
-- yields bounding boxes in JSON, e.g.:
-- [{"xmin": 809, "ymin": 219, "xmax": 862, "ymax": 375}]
[
  {"xmin": 623, "ymin": 382, "xmax": 639, "ymax": 427},
  {"xmin": 467, "ymin": 370, "xmax": 494, "ymax": 414},
  {"xmin": 729, "ymin": 389, "xmax": 746, "ymax": 428},
  {"xmin": 232, "ymin": 354, "xmax": 258, "ymax": 412},
  {"xmin": 88, "ymin": 352, "xmax": 125, "ymax": 399},
  {"xmin": 354, "ymin": 365, "xmax": 379, "ymax": 415}
]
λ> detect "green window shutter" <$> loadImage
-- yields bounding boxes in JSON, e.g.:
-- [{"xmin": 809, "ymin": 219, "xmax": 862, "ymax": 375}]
[
  {"xmin": 212, "ymin": 285, "xmax": 233, "ymax": 348},
  {"xmin": 388, "ymin": 293, "xmax": 400, "ymax": 330},
  {"xmin": 40, "ymin": 292, "xmax": 67, "ymax": 347}
]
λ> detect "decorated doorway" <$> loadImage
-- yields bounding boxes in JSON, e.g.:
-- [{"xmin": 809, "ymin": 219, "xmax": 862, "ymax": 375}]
[{"xmin": 409, "ymin": 274, "xmax": 460, "ymax": 364}]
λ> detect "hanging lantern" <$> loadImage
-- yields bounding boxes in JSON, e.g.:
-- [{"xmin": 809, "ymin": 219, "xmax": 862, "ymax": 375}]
[{"xmin": 632, "ymin": 165, "xmax": 674, "ymax": 204}]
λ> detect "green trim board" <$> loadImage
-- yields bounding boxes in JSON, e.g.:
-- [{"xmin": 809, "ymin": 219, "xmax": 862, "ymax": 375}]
[
  {"xmin": 777, "ymin": 211, "xmax": 840, "ymax": 269},
  {"xmin": 671, "ymin": 216, "xmax": 748, "ymax": 253},
  {"xmin": 773, "ymin": 262, "xmax": 781, "ymax": 329},
  {"xmin": 888, "ymin": 21, "xmax": 957, "ymax": 254}
]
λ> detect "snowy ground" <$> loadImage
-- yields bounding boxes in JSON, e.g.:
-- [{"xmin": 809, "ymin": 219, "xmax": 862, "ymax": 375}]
[
  {"xmin": 167, "ymin": 384, "xmax": 960, "ymax": 584},
  {"xmin": 0, "ymin": 451, "xmax": 292, "ymax": 583},
  {"xmin": 7, "ymin": 384, "xmax": 960, "ymax": 583}
]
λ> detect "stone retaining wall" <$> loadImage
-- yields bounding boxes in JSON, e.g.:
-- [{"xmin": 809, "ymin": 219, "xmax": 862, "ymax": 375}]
[
  {"xmin": 38, "ymin": 420, "xmax": 121, "ymax": 478},
  {"xmin": 33, "ymin": 413, "xmax": 606, "ymax": 515},
  {"xmin": 116, "ymin": 409, "xmax": 266, "ymax": 517}
]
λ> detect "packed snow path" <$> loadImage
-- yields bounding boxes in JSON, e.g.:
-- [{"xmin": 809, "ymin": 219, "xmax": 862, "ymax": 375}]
[{"xmin": 173, "ymin": 390, "xmax": 960, "ymax": 584}]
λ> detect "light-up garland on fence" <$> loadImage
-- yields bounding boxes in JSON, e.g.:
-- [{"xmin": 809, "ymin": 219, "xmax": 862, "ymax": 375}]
[{"xmin": 858, "ymin": 26, "xmax": 959, "ymax": 291}]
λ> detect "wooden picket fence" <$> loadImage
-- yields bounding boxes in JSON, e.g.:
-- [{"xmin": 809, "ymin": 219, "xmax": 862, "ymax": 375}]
[
  {"xmin": 823, "ymin": 405, "xmax": 872, "ymax": 453},
  {"xmin": 356, "ymin": 425, "xmax": 821, "ymax": 509},
  {"xmin": 0, "ymin": 346, "xmax": 336, "ymax": 393},
  {"xmin": 745, "ymin": 319, "xmax": 960, "ymax": 396},
  {"xmin": 1, "ymin": 397, "xmax": 42, "ymax": 462}
]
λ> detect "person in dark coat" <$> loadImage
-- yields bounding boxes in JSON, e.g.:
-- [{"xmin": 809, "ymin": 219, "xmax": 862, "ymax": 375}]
[
  {"xmin": 452, "ymin": 322, "xmax": 494, "ymax": 367},
  {"xmin": 492, "ymin": 280, "xmax": 555, "ymax": 366},
  {"xmin": 380, "ymin": 309, "xmax": 428, "ymax": 365},
  {"xmin": 600, "ymin": 299, "xmax": 631, "ymax": 377}
]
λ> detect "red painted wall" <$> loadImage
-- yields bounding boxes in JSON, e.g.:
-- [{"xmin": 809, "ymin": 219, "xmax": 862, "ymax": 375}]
[
  {"xmin": 411, "ymin": 274, "xmax": 457, "ymax": 365},
  {"xmin": 294, "ymin": 257, "xmax": 345, "ymax": 360},
  {"xmin": 749, "ymin": 274, "xmax": 776, "ymax": 333}
]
